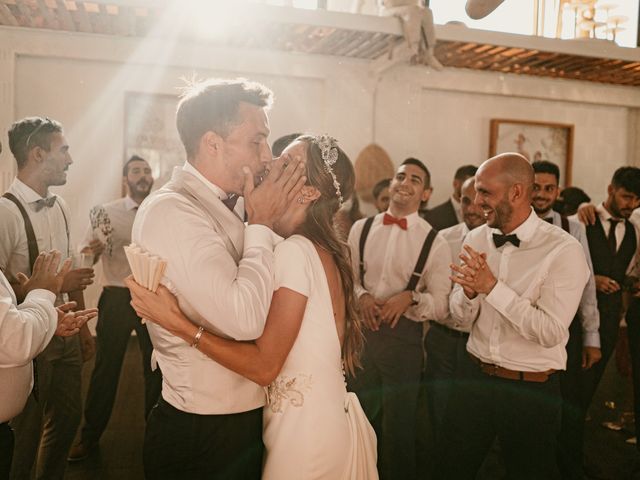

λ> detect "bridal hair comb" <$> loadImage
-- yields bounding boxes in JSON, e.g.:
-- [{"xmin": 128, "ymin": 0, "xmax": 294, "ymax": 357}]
[{"xmin": 313, "ymin": 134, "xmax": 343, "ymax": 206}]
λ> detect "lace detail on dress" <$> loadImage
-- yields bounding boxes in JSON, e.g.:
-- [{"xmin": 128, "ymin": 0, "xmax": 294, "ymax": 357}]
[{"xmin": 266, "ymin": 374, "xmax": 313, "ymax": 414}]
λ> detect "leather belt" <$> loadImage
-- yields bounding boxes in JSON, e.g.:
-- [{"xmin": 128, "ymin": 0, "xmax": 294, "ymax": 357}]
[
  {"xmin": 469, "ymin": 354, "xmax": 556, "ymax": 383},
  {"xmin": 430, "ymin": 321, "xmax": 469, "ymax": 339}
]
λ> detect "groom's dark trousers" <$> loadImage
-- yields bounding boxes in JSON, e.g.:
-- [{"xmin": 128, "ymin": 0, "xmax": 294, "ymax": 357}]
[{"xmin": 143, "ymin": 397, "xmax": 263, "ymax": 479}]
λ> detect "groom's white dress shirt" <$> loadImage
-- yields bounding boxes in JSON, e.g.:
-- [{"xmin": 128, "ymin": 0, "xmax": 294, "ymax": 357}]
[{"xmin": 132, "ymin": 163, "xmax": 278, "ymax": 415}]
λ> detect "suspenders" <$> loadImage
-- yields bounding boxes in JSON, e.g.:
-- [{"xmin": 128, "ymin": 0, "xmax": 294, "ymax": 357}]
[
  {"xmin": 358, "ymin": 217, "xmax": 375, "ymax": 286},
  {"xmin": 1, "ymin": 191, "xmax": 70, "ymax": 402},
  {"xmin": 2, "ymin": 192, "xmax": 70, "ymax": 273},
  {"xmin": 358, "ymin": 215, "xmax": 438, "ymax": 292}
]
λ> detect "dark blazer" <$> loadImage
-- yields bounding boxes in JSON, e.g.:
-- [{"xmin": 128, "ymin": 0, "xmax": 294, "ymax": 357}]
[{"xmin": 422, "ymin": 198, "xmax": 458, "ymax": 231}]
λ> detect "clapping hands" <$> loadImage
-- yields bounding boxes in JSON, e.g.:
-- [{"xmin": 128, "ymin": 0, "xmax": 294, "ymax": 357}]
[
  {"xmin": 16, "ymin": 250, "xmax": 72, "ymax": 297},
  {"xmin": 449, "ymin": 245, "xmax": 497, "ymax": 299},
  {"xmin": 54, "ymin": 301, "xmax": 98, "ymax": 337}
]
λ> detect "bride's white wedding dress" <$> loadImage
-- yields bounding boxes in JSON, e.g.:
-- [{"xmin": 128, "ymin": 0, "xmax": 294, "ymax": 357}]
[{"xmin": 262, "ymin": 235, "xmax": 378, "ymax": 480}]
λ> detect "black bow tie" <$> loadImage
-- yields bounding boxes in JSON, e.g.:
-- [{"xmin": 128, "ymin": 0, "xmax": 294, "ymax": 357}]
[
  {"xmin": 493, "ymin": 233, "xmax": 520, "ymax": 248},
  {"xmin": 34, "ymin": 196, "xmax": 56, "ymax": 212},
  {"xmin": 221, "ymin": 194, "xmax": 238, "ymax": 212}
]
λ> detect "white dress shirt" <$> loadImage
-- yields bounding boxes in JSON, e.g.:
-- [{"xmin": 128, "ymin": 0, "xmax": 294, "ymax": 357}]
[
  {"xmin": 543, "ymin": 211, "xmax": 600, "ymax": 348},
  {"xmin": 80, "ymin": 196, "xmax": 138, "ymax": 287},
  {"xmin": 0, "ymin": 270, "xmax": 57, "ymax": 422},
  {"xmin": 0, "ymin": 178, "xmax": 72, "ymax": 305},
  {"xmin": 348, "ymin": 211, "xmax": 451, "ymax": 323},
  {"xmin": 132, "ymin": 164, "xmax": 277, "ymax": 415},
  {"xmin": 451, "ymin": 196, "xmax": 463, "ymax": 224},
  {"xmin": 438, "ymin": 222, "xmax": 471, "ymax": 332},
  {"xmin": 450, "ymin": 209, "xmax": 590, "ymax": 372}
]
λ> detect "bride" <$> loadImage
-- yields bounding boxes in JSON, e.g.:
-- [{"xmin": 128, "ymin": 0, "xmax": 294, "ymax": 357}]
[{"xmin": 126, "ymin": 135, "xmax": 378, "ymax": 480}]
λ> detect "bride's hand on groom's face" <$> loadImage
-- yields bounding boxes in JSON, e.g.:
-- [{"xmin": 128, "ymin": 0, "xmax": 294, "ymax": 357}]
[{"xmin": 243, "ymin": 155, "xmax": 307, "ymax": 229}]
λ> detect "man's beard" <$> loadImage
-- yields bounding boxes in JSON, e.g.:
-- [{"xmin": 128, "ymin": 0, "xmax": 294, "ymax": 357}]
[
  {"xmin": 129, "ymin": 180, "xmax": 152, "ymax": 197},
  {"xmin": 489, "ymin": 198, "xmax": 513, "ymax": 230},
  {"xmin": 610, "ymin": 197, "xmax": 632, "ymax": 219},
  {"xmin": 532, "ymin": 200, "xmax": 552, "ymax": 216}
]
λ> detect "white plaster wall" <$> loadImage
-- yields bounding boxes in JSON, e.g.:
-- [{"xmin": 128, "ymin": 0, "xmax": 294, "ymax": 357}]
[
  {"xmin": 374, "ymin": 74, "xmax": 630, "ymax": 205},
  {"xmin": 0, "ymin": 23, "xmax": 637, "ymax": 271},
  {"xmin": 14, "ymin": 55, "xmax": 333, "ymax": 242}
]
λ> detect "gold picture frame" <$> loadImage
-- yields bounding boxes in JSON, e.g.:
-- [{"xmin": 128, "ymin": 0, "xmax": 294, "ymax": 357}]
[{"xmin": 489, "ymin": 119, "xmax": 574, "ymax": 187}]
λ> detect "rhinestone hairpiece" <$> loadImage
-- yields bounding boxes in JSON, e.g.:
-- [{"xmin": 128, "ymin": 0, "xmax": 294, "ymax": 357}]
[{"xmin": 313, "ymin": 134, "xmax": 343, "ymax": 205}]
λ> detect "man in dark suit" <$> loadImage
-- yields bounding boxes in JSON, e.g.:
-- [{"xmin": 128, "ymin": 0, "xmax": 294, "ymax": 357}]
[{"xmin": 423, "ymin": 165, "xmax": 477, "ymax": 230}]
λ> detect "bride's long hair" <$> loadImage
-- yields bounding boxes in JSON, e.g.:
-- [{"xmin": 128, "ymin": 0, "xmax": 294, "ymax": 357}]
[{"xmin": 295, "ymin": 135, "xmax": 364, "ymax": 376}]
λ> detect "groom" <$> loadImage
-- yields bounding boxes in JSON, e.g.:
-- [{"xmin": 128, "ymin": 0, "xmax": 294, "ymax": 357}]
[{"xmin": 131, "ymin": 78, "xmax": 306, "ymax": 479}]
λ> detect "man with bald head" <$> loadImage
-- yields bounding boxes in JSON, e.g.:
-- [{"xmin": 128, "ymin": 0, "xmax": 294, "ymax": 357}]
[{"xmin": 434, "ymin": 153, "xmax": 590, "ymax": 479}]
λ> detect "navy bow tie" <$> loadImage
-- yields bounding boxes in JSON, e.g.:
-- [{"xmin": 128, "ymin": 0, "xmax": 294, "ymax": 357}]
[
  {"xmin": 34, "ymin": 196, "xmax": 56, "ymax": 212},
  {"xmin": 493, "ymin": 233, "xmax": 520, "ymax": 248},
  {"xmin": 221, "ymin": 194, "xmax": 238, "ymax": 212}
]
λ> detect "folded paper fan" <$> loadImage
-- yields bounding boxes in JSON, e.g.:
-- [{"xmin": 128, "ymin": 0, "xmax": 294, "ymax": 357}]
[{"xmin": 124, "ymin": 244, "xmax": 167, "ymax": 293}]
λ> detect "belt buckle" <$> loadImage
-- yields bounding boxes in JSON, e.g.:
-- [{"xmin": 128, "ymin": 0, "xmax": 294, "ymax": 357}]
[{"xmin": 482, "ymin": 362, "xmax": 499, "ymax": 377}]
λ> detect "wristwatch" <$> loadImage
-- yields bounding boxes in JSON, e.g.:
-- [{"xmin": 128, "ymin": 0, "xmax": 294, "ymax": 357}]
[{"xmin": 410, "ymin": 291, "xmax": 420, "ymax": 306}]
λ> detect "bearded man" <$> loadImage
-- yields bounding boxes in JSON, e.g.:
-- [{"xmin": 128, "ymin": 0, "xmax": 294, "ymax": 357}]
[{"xmin": 68, "ymin": 155, "xmax": 162, "ymax": 461}]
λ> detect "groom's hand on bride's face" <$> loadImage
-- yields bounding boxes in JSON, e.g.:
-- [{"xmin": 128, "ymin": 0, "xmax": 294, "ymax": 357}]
[{"xmin": 244, "ymin": 155, "xmax": 307, "ymax": 229}]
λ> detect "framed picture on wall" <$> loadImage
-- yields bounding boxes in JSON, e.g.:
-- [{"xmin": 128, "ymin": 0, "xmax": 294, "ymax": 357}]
[
  {"xmin": 124, "ymin": 92, "xmax": 183, "ymax": 192},
  {"xmin": 489, "ymin": 119, "xmax": 574, "ymax": 186}
]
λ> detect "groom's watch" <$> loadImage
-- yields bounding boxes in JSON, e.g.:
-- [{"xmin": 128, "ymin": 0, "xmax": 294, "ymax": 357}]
[{"xmin": 410, "ymin": 291, "xmax": 419, "ymax": 306}]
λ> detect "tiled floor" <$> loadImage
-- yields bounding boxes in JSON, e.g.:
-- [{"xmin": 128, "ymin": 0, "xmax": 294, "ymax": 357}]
[{"xmin": 65, "ymin": 338, "xmax": 639, "ymax": 480}]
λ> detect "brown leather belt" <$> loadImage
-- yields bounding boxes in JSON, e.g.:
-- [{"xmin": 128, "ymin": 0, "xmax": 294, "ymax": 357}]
[{"xmin": 469, "ymin": 354, "xmax": 556, "ymax": 383}]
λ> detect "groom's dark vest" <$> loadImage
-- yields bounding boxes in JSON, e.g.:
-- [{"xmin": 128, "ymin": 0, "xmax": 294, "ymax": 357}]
[
  {"xmin": 358, "ymin": 216, "xmax": 437, "ymax": 346},
  {"xmin": 586, "ymin": 216, "xmax": 636, "ymax": 325}
]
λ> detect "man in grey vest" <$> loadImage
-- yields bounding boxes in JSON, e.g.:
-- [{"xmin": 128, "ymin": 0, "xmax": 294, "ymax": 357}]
[{"xmin": 531, "ymin": 160, "xmax": 602, "ymax": 479}]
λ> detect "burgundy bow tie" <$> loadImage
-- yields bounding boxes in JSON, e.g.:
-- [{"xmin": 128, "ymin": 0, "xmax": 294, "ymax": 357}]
[
  {"xmin": 383, "ymin": 213, "xmax": 407, "ymax": 230},
  {"xmin": 221, "ymin": 194, "xmax": 238, "ymax": 212}
]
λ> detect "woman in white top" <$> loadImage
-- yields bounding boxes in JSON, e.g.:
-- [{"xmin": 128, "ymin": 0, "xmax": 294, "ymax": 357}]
[{"xmin": 126, "ymin": 135, "xmax": 378, "ymax": 479}]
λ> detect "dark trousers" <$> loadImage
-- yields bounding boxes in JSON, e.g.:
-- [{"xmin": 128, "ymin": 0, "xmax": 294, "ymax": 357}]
[
  {"xmin": 581, "ymin": 307, "xmax": 622, "ymax": 409},
  {"xmin": 10, "ymin": 336, "xmax": 82, "ymax": 480},
  {"xmin": 627, "ymin": 299, "xmax": 640, "ymax": 452},
  {"xmin": 434, "ymin": 355, "xmax": 563, "ymax": 480},
  {"xmin": 0, "ymin": 423, "xmax": 13, "ymax": 480},
  {"xmin": 143, "ymin": 398, "xmax": 264, "ymax": 480},
  {"xmin": 557, "ymin": 319, "xmax": 586, "ymax": 480},
  {"xmin": 348, "ymin": 319, "xmax": 423, "ymax": 480},
  {"xmin": 424, "ymin": 322, "xmax": 470, "ymax": 443},
  {"xmin": 80, "ymin": 287, "xmax": 161, "ymax": 446}
]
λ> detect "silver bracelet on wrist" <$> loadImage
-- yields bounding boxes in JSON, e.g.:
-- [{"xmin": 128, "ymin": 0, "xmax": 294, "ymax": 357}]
[{"xmin": 191, "ymin": 326, "xmax": 204, "ymax": 349}]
